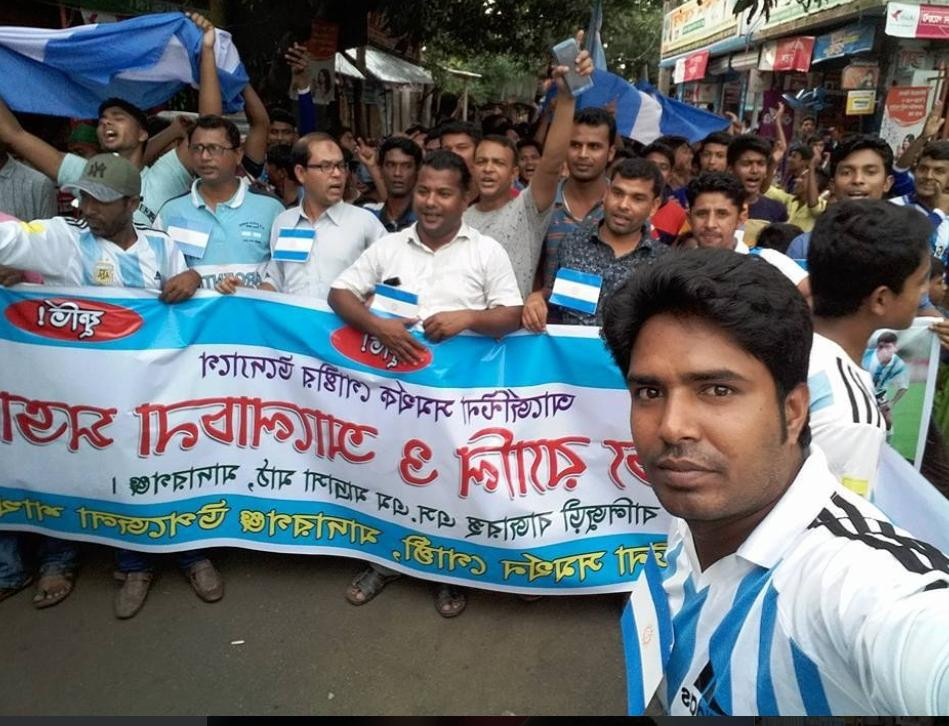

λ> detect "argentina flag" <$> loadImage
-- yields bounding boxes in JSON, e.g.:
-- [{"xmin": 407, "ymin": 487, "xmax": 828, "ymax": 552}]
[{"xmin": 0, "ymin": 12, "xmax": 248, "ymax": 118}]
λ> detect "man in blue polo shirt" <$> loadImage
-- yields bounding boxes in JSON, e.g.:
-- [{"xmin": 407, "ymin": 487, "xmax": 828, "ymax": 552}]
[{"xmin": 156, "ymin": 116, "xmax": 285, "ymax": 290}]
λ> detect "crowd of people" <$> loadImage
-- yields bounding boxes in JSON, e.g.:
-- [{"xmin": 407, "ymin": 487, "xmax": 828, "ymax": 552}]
[{"xmin": 0, "ymin": 13, "xmax": 947, "ymax": 715}]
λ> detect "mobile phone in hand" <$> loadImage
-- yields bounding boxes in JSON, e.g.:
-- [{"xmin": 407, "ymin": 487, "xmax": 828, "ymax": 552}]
[{"xmin": 551, "ymin": 38, "xmax": 594, "ymax": 97}]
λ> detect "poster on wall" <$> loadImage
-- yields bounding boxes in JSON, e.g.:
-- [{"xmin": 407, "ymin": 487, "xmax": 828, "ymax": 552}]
[
  {"xmin": 846, "ymin": 89, "xmax": 876, "ymax": 115},
  {"xmin": 879, "ymin": 86, "xmax": 934, "ymax": 155},
  {"xmin": 757, "ymin": 88, "xmax": 794, "ymax": 141},
  {"xmin": 842, "ymin": 63, "xmax": 880, "ymax": 90}
]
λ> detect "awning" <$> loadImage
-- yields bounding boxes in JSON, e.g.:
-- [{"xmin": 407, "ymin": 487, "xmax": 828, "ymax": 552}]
[
  {"xmin": 345, "ymin": 46, "xmax": 433, "ymax": 85},
  {"xmin": 660, "ymin": 34, "xmax": 754, "ymax": 68},
  {"xmin": 335, "ymin": 53, "xmax": 365, "ymax": 80},
  {"xmin": 730, "ymin": 48, "xmax": 760, "ymax": 71}
]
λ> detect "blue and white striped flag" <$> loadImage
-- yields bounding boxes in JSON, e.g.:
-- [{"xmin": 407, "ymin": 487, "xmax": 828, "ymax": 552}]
[
  {"xmin": 166, "ymin": 217, "xmax": 211, "ymax": 259},
  {"xmin": 370, "ymin": 284, "xmax": 420, "ymax": 320},
  {"xmin": 620, "ymin": 546, "xmax": 673, "ymax": 715},
  {"xmin": 549, "ymin": 268, "xmax": 603, "ymax": 316},
  {"xmin": 272, "ymin": 228, "xmax": 315, "ymax": 262},
  {"xmin": 0, "ymin": 12, "xmax": 248, "ymax": 118}
]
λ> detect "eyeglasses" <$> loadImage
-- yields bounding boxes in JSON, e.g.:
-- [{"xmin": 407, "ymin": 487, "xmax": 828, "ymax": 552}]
[
  {"xmin": 188, "ymin": 143, "xmax": 235, "ymax": 157},
  {"xmin": 306, "ymin": 161, "xmax": 347, "ymax": 174}
]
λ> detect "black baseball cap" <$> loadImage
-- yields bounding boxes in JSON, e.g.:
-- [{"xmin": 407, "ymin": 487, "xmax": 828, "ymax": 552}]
[{"xmin": 97, "ymin": 98, "xmax": 149, "ymax": 130}]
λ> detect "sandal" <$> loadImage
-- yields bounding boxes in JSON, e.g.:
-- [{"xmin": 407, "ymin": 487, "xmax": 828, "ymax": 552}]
[
  {"xmin": 434, "ymin": 583, "xmax": 467, "ymax": 618},
  {"xmin": 32, "ymin": 570, "xmax": 75, "ymax": 609},
  {"xmin": 346, "ymin": 566, "xmax": 399, "ymax": 606},
  {"xmin": 0, "ymin": 576, "xmax": 34, "ymax": 604}
]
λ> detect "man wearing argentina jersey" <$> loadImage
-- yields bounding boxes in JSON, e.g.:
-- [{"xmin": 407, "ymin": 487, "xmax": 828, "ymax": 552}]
[
  {"xmin": 890, "ymin": 140, "xmax": 949, "ymax": 264},
  {"xmin": 0, "ymin": 12, "xmax": 223, "ymax": 226},
  {"xmin": 807, "ymin": 201, "xmax": 932, "ymax": 498},
  {"xmin": 602, "ymin": 249, "xmax": 949, "ymax": 716},
  {"xmin": 155, "ymin": 116, "xmax": 284, "ymax": 290}
]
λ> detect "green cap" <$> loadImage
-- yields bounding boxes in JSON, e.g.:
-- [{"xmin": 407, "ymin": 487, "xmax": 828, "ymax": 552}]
[
  {"xmin": 68, "ymin": 123, "xmax": 98, "ymax": 146},
  {"xmin": 62, "ymin": 153, "xmax": 141, "ymax": 202}
]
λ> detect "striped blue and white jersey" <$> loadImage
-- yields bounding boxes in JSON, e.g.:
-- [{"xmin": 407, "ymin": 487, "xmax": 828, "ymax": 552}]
[
  {"xmin": 0, "ymin": 217, "xmax": 186, "ymax": 289},
  {"xmin": 807, "ymin": 333, "xmax": 887, "ymax": 499},
  {"xmin": 661, "ymin": 447, "xmax": 949, "ymax": 716},
  {"xmin": 889, "ymin": 193, "xmax": 949, "ymax": 261}
]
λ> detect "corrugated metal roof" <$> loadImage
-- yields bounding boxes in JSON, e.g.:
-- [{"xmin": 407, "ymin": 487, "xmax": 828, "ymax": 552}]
[
  {"xmin": 335, "ymin": 53, "xmax": 365, "ymax": 80},
  {"xmin": 345, "ymin": 46, "xmax": 433, "ymax": 85}
]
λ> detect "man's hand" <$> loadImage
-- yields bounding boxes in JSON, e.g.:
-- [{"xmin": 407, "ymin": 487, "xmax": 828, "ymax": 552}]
[
  {"xmin": 215, "ymin": 276, "xmax": 243, "ymax": 295},
  {"xmin": 522, "ymin": 291, "xmax": 548, "ymax": 333},
  {"xmin": 285, "ymin": 43, "xmax": 313, "ymax": 92},
  {"xmin": 187, "ymin": 12, "xmax": 216, "ymax": 51},
  {"xmin": 0, "ymin": 266, "xmax": 25, "ymax": 287},
  {"xmin": 370, "ymin": 315, "xmax": 427, "ymax": 363},
  {"xmin": 931, "ymin": 319, "xmax": 949, "ymax": 349},
  {"xmin": 160, "ymin": 269, "xmax": 201, "ymax": 304},
  {"xmin": 551, "ymin": 30, "xmax": 593, "ymax": 97},
  {"xmin": 355, "ymin": 137, "xmax": 378, "ymax": 168},
  {"xmin": 924, "ymin": 109, "xmax": 945, "ymax": 139},
  {"xmin": 422, "ymin": 310, "xmax": 473, "ymax": 343}
]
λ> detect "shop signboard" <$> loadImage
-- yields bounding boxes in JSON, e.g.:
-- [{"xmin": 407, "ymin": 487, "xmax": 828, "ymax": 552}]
[
  {"xmin": 746, "ymin": 0, "xmax": 851, "ymax": 33},
  {"xmin": 879, "ymin": 86, "xmax": 934, "ymax": 155},
  {"xmin": 846, "ymin": 89, "xmax": 876, "ymax": 115},
  {"xmin": 662, "ymin": 0, "xmax": 738, "ymax": 55},
  {"xmin": 812, "ymin": 21, "xmax": 876, "ymax": 63},
  {"xmin": 683, "ymin": 50, "xmax": 710, "ymax": 82},
  {"xmin": 759, "ymin": 36, "xmax": 814, "ymax": 72},
  {"xmin": 886, "ymin": 2, "xmax": 949, "ymax": 40}
]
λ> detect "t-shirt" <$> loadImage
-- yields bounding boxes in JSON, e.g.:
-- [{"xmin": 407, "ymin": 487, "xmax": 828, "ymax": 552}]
[
  {"xmin": 0, "ymin": 217, "xmax": 185, "ymax": 289},
  {"xmin": 765, "ymin": 185, "xmax": 826, "ymax": 233},
  {"xmin": 662, "ymin": 447, "xmax": 949, "ymax": 716},
  {"xmin": 736, "ymin": 241, "xmax": 807, "ymax": 287},
  {"xmin": 541, "ymin": 179, "xmax": 605, "ymax": 291},
  {"xmin": 463, "ymin": 187, "xmax": 553, "ymax": 299},
  {"xmin": 808, "ymin": 332, "xmax": 888, "ymax": 498},
  {"xmin": 155, "ymin": 178, "xmax": 285, "ymax": 290},
  {"xmin": 747, "ymin": 195, "xmax": 789, "ymax": 224},
  {"xmin": 651, "ymin": 197, "xmax": 688, "ymax": 243},
  {"xmin": 0, "ymin": 157, "xmax": 56, "ymax": 221},
  {"xmin": 862, "ymin": 347, "xmax": 910, "ymax": 403},
  {"xmin": 890, "ymin": 193, "xmax": 949, "ymax": 261},
  {"xmin": 58, "ymin": 148, "xmax": 193, "ymax": 227}
]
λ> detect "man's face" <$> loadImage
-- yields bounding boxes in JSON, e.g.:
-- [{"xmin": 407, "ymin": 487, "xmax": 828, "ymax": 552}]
[
  {"xmin": 97, "ymin": 107, "xmax": 147, "ymax": 153},
  {"xmin": 189, "ymin": 126, "xmax": 241, "ymax": 185},
  {"xmin": 440, "ymin": 133, "xmax": 477, "ymax": 172},
  {"xmin": 800, "ymin": 119, "xmax": 816, "ymax": 137},
  {"xmin": 424, "ymin": 137, "xmax": 441, "ymax": 152},
  {"xmin": 730, "ymin": 150, "xmax": 769, "ymax": 197},
  {"xmin": 381, "ymin": 148, "xmax": 419, "ymax": 199},
  {"xmin": 689, "ymin": 192, "xmax": 744, "ymax": 250},
  {"xmin": 413, "ymin": 166, "xmax": 468, "ymax": 240},
  {"xmin": 930, "ymin": 273, "xmax": 947, "ymax": 308},
  {"xmin": 603, "ymin": 175, "xmax": 660, "ymax": 237},
  {"xmin": 882, "ymin": 254, "xmax": 930, "ymax": 330},
  {"xmin": 473, "ymin": 140, "xmax": 517, "ymax": 203},
  {"xmin": 296, "ymin": 140, "xmax": 345, "ymax": 208},
  {"xmin": 674, "ymin": 144, "xmax": 694, "ymax": 173},
  {"xmin": 876, "ymin": 341, "xmax": 898, "ymax": 365},
  {"xmin": 79, "ymin": 193, "xmax": 137, "ymax": 238},
  {"xmin": 268, "ymin": 121, "xmax": 297, "ymax": 146},
  {"xmin": 645, "ymin": 152, "xmax": 672, "ymax": 186},
  {"xmin": 518, "ymin": 145, "xmax": 541, "ymax": 184},
  {"xmin": 832, "ymin": 149, "xmax": 893, "ymax": 200},
  {"xmin": 567, "ymin": 123, "xmax": 614, "ymax": 182},
  {"xmin": 788, "ymin": 151, "xmax": 806, "ymax": 176},
  {"xmin": 627, "ymin": 313, "xmax": 807, "ymax": 523},
  {"xmin": 915, "ymin": 155, "xmax": 949, "ymax": 202},
  {"xmin": 699, "ymin": 143, "xmax": 728, "ymax": 172}
]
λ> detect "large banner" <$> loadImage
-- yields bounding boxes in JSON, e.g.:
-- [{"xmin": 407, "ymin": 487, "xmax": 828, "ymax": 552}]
[{"xmin": 0, "ymin": 287, "xmax": 669, "ymax": 595}]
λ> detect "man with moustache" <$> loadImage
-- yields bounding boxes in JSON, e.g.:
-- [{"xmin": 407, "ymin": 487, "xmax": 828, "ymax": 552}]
[
  {"xmin": 362, "ymin": 136, "xmax": 422, "ymax": 233},
  {"xmin": 602, "ymin": 249, "xmax": 949, "ymax": 715}
]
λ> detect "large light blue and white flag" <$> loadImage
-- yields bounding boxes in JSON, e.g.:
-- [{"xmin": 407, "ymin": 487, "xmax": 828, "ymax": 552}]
[{"xmin": 0, "ymin": 12, "xmax": 248, "ymax": 118}]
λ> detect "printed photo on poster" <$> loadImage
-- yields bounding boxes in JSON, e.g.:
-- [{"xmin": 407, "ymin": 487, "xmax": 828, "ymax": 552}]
[
  {"xmin": 842, "ymin": 62, "xmax": 880, "ymax": 90},
  {"xmin": 879, "ymin": 86, "xmax": 934, "ymax": 155},
  {"xmin": 863, "ymin": 319, "xmax": 941, "ymax": 467},
  {"xmin": 310, "ymin": 59, "xmax": 336, "ymax": 105}
]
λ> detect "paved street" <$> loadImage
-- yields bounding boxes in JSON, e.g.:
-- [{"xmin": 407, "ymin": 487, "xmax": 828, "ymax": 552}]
[{"xmin": 1, "ymin": 543, "xmax": 629, "ymax": 716}]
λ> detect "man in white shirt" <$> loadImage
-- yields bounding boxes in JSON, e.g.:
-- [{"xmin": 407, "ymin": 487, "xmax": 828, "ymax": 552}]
[
  {"xmin": 807, "ymin": 200, "xmax": 932, "ymax": 498},
  {"xmin": 218, "ymin": 132, "xmax": 385, "ymax": 299},
  {"xmin": 329, "ymin": 149, "xmax": 523, "ymax": 616},
  {"xmin": 686, "ymin": 172, "xmax": 809, "ymax": 298},
  {"xmin": 602, "ymin": 248, "xmax": 949, "ymax": 716},
  {"xmin": 0, "ymin": 153, "xmax": 210, "ymax": 619}
]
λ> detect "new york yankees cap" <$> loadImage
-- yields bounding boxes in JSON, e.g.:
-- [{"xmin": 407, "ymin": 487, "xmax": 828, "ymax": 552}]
[{"xmin": 61, "ymin": 153, "xmax": 141, "ymax": 203}]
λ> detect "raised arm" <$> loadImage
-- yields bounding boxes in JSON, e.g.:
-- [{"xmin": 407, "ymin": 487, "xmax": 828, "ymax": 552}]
[
  {"xmin": 0, "ymin": 97, "xmax": 65, "ymax": 181},
  {"xmin": 898, "ymin": 110, "xmax": 945, "ymax": 170},
  {"xmin": 355, "ymin": 137, "xmax": 387, "ymax": 202},
  {"xmin": 286, "ymin": 43, "xmax": 317, "ymax": 135},
  {"xmin": 530, "ymin": 30, "xmax": 593, "ymax": 214},
  {"xmin": 772, "ymin": 102, "xmax": 788, "ymax": 167},
  {"xmin": 144, "ymin": 115, "xmax": 192, "ymax": 166},
  {"xmin": 241, "ymin": 84, "xmax": 270, "ymax": 167}
]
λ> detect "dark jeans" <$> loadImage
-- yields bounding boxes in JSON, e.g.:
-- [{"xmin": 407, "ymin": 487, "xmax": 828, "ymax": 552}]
[{"xmin": 0, "ymin": 533, "xmax": 79, "ymax": 588}]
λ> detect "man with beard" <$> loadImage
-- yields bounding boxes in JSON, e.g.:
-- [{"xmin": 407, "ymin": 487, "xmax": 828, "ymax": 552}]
[
  {"xmin": 601, "ymin": 249, "xmax": 949, "ymax": 716},
  {"xmin": 522, "ymin": 158, "xmax": 667, "ymax": 330},
  {"xmin": 362, "ymin": 136, "xmax": 422, "ymax": 233}
]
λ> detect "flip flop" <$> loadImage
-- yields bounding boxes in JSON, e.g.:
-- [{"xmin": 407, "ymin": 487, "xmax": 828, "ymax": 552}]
[
  {"xmin": 345, "ymin": 566, "xmax": 399, "ymax": 606},
  {"xmin": 434, "ymin": 583, "xmax": 467, "ymax": 618},
  {"xmin": 0, "ymin": 576, "xmax": 34, "ymax": 604},
  {"xmin": 32, "ymin": 570, "xmax": 75, "ymax": 609}
]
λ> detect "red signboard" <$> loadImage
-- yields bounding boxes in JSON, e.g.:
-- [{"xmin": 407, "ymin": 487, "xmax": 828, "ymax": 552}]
[
  {"xmin": 683, "ymin": 49, "xmax": 710, "ymax": 82},
  {"xmin": 917, "ymin": 4, "xmax": 949, "ymax": 38},
  {"xmin": 773, "ymin": 36, "xmax": 815, "ymax": 72}
]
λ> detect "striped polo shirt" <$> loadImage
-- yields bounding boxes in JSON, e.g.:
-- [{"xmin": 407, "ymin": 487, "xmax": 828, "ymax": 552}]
[
  {"xmin": 662, "ymin": 447, "xmax": 949, "ymax": 716},
  {"xmin": 541, "ymin": 178, "xmax": 605, "ymax": 290}
]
